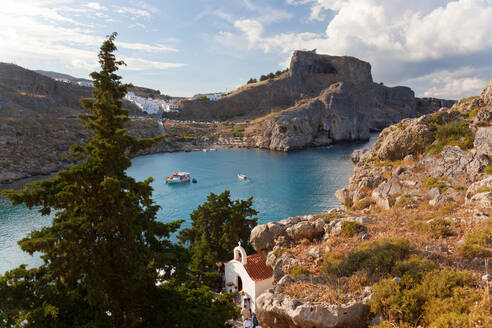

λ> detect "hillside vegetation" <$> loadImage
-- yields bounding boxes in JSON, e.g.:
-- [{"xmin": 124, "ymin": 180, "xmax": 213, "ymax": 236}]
[{"xmin": 249, "ymin": 79, "xmax": 492, "ymax": 328}]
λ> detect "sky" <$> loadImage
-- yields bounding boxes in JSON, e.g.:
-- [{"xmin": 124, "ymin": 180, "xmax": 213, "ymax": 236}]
[{"xmin": 1, "ymin": 0, "xmax": 492, "ymax": 98}]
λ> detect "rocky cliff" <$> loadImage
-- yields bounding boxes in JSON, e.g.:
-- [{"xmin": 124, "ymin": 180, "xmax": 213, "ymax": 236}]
[
  {"xmin": 248, "ymin": 80, "xmax": 492, "ymax": 328},
  {"xmin": 232, "ymin": 51, "xmax": 452, "ymax": 151}
]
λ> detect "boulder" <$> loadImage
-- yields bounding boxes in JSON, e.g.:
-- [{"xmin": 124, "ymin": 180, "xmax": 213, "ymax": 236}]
[
  {"xmin": 480, "ymin": 79, "xmax": 492, "ymax": 106},
  {"xmin": 474, "ymin": 108, "xmax": 492, "ymax": 123},
  {"xmin": 465, "ymin": 176, "xmax": 492, "ymax": 202},
  {"xmin": 373, "ymin": 115, "xmax": 434, "ymax": 161},
  {"xmin": 250, "ymin": 224, "xmax": 275, "ymax": 253},
  {"xmin": 468, "ymin": 192, "xmax": 492, "ymax": 208},
  {"xmin": 256, "ymin": 290, "xmax": 368, "ymax": 328},
  {"xmin": 286, "ymin": 221, "xmax": 317, "ymax": 241},
  {"xmin": 371, "ymin": 177, "xmax": 402, "ymax": 209},
  {"xmin": 335, "ymin": 186, "xmax": 354, "ymax": 207},
  {"xmin": 422, "ymin": 146, "xmax": 489, "ymax": 182},
  {"xmin": 352, "ymin": 148, "xmax": 371, "ymax": 164},
  {"xmin": 474, "ymin": 127, "xmax": 492, "ymax": 157}
]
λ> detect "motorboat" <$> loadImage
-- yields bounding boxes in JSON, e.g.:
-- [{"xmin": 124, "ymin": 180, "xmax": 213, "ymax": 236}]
[
  {"xmin": 166, "ymin": 172, "xmax": 191, "ymax": 184},
  {"xmin": 237, "ymin": 173, "xmax": 247, "ymax": 180},
  {"xmin": 192, "ymin": 178, "xmax": 197, "ymax": 183}
]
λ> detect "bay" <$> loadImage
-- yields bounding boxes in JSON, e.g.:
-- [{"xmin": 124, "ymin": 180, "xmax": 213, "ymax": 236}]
[{"xmin": 0, "ymin": 135, "xmax": 376, "ymax": 274}]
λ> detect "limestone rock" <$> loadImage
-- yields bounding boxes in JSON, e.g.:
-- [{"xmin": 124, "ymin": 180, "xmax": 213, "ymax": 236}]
[
  {"xmin": 373, "ymin": 115, "xmax": 434, "ymax": 161},
  {"xmin": 422, "ymin": 146, "xmax": 489, "ymax": 182},
  {"xmin": 465, "ymin": 176, "xmax": 492, "ymax": 203},
  {"xmin": 371, "ymin": 177, "xmax": 402, "ymax": 209},
  {"xmin": 474, "ymin": 108, "xmax": 492, "ymax": 123},
  {"xmin": 468, "ymin": 192, "xmax": 492, "ymax": 208},
  {"xmin": 474, "ymin": 127, "xmax": 492, "ymax": 157},
  {"xmin": 480, "ymin": 79, "xmax": 492, "ymax": 105},
  {"xmin": 351, "ymin": 148, "xmax": 371, "ymax": 164},
  {"xmin": 256, "ymin": 290, "xmax": 368, "ymax": 328},
  {"xmin": 250, "ymin": 224, "xmax": 275, "ymax": 254}
]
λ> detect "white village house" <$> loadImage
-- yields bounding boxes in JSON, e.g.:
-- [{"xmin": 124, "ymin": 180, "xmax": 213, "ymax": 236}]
[{"xmin": 224, "ymin": 242, "xmax": 273, "ymax": 312}]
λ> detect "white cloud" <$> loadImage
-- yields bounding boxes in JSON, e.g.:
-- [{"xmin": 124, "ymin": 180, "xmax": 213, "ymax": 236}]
[
  {"xmin": 220, "ymin": 0, "xmax": 492, "ymax": 98},
  {"xmin": 87, "ymin": 2, "xmax": 105, "ymax": 11},
  {"xmin": 117, "ymin": 42, "xmax": 178, "ymax": 53},
  {"xmin": 116, "ymin": 6, "xmax": 151, "ymax": 18},
  {"xmin": 0, "ymin": 0, "xmax": 182, "ymax": 73},
  {"xmin": 121, "ymin": 57, "xmax": 184, "ymax": 71}
]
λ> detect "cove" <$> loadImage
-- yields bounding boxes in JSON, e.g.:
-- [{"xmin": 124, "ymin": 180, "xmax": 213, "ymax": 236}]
[{"xmin": 0, "ymin": 135, "xmax": 376, "ymax": 274}]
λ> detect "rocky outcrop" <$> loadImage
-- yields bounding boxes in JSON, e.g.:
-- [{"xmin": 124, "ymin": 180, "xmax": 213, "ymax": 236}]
[
  {"xmin": 480, "ymin": 79, "xmax": 492, "ymax": 105},
  {"xmin": 178, "ymin": 51, "xmax": 451, "ymax": 151},
  {"xmin": 248, "ymin": 81, "xmax": 419, "ymax": 151},
  {"xmin": 335, "ymin": 80, "xmax": 492, "ymax": 210},
  {"xmin": 372, "ymin": 115, "xmax": 434, "ymax": 161},
  {"xmin": 256, "ymin": 275, "xmax": 369, "ymax": 328},
  {"xmin": 474, "ymin": 127, "xmax": 492, "ymax": 157},
  {"xmin": 241, "ymin": 52, "xmax": 452, "ymax": 152},
  {"xmin": 250, "ymin": 214, "xmax": 327, "ymax": 255}
]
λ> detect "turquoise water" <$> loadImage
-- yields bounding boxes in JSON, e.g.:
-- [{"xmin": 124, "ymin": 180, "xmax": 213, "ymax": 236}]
[{"xmin": 0, "ymin": 136, "xmax": 375, "ymax": 273}]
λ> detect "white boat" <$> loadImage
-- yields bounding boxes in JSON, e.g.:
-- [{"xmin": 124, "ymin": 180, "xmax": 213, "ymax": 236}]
[
  {"xmin": 166, "ymin": 172, "xmax": 191, "ymax": 184},
  {"xmin": 203, "ymin": 149, "xmax": 208, "ymax": 152},
  {"xmin": 237, "ymin": 173, "xmax": 247, "ymax": 180},
  {"xmin": 209, "ymin": 148, "xmax": 217, "ymax": 151}
]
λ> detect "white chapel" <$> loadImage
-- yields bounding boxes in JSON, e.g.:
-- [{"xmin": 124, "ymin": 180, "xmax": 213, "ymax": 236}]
[{"xmin": 224, "ymin": 242, "xmax": 274, "ymax": 312}]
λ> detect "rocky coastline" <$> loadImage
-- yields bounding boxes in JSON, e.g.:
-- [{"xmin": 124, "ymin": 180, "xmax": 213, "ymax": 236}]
[{"xmin": 246, "ymin": 80, "xmax": 492, "ymax": 328}]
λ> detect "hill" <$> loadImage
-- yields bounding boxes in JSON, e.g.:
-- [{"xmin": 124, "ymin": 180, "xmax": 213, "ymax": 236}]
[
  {"xmin": 176, "ymin": 51, "xmax": 453, "ymax": 126},
  {"xmin": 249, "ymin": 79, "xmax": 492, "ymax": 328}
]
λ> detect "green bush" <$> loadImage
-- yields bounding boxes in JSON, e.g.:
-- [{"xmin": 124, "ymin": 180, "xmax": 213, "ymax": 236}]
[
  {"xmin": 394, "ymin": 194, "xmax": 413, "ymax": 208},
  {"xmin": 340, "ymin": 221, "xmax": 365, "ymax": 237},
  {"xmin": 423, "ymin": 176, "xmax": 449, "ymax": 192},
  {"xmin": 457, "ymin": 228, "xmax": 492, "ymax": 259},
  {"xmin": 427, "ymin": 218, "xmax": 454, "ymax": 238},
  {"xmin": 369, "ymin": 269, "xmax": 479, "ymax": 327},
  {"xmin": 486, "ymin": 162, "xmax": 492, "ymax": 175},
  {"xmin": 290, "ymin": 265, "xmax": 309, "ymax": 277},
  {"xmin": 322, "ymin": 238, "xmax": 410, "ymax": 277},
  {"xmin": 391, "ymin": 255, "xmax": 436, "ymax": 285},
  {"xmin": 232, "ymin": 126, "xmax": 245, "ymax": 137},
  {"xmin": 352, "ymin": 198, "xmax": 372, "ymax": 210},
  {"xmin": 426, "ymin": 120, "xmax": 475, "ymax": 155}
]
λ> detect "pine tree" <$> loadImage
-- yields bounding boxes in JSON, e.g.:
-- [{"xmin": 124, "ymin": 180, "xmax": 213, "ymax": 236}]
[
  {"xmin": 178, "ymin": 190, "xmax": 258, "ymax": 274},
  {"xmin": 0, "ymin": 33, "xmax": 190, "ymax": 327}
]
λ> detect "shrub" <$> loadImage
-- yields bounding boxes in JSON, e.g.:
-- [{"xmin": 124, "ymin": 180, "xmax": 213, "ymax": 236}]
[
  {"xmin": 395, "ymin": 194, "xmax": 413, "ymax": 208},
  {"xmin": 391, "ymin": 255, "xmax": 436, "ymax": 284},
  {"xmin": 426, "ymin": 120, "xmax": 475, "ymax": 155},
  {"xmin": 322, "ymin": 238, "xmax": 410, "ymax": 277},
  {"xmin": 423, "ymin": 176, "xmax": 449, "ymax": 192},
  {"xmin": 457, "ymin": 228, "xmax": 492, "ymax": 259},
  {"xmin": 290, "ymin": 265, "xmax": 309, "ymax": 277},
  {"xmin": 369, "ymin": 269, "xmax": 479, "ymax": 327},
  {"xmin": 352, "ymin": 198, "xmax": 372, "ymax": 210},
  {"xmin": 486, "ymin": 163, "xmax": 492, "ymax": 175},
  {"xmin": 427, "ymin": 218, "xmax": 454, "ymax": 238},
  {"xmin": 340, "ymin": 221, "xmax": 365, "ymax": 237},
  {"xmin": 232, "ymin": 126, "xmax": 245, "ymax": 137}
]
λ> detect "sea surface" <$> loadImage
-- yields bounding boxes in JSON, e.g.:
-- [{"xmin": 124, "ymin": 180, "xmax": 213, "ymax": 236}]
[{"xmin": 0, "ymin": 136, "xmax": 376, "ymax": 273}]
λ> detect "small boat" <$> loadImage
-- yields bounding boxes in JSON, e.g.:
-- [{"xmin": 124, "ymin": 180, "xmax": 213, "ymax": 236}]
[
  {"xmin": 192, "ymin": 178, "xmax": 197, "ymax": 183},
  {"xmin": 237, "ymin": 173, "xmax": 247, "ymax": 180},
  {"xmin": 203, "ymin": 149, "xmax": 208, "ymax": 152},
  {"xmin": 209, "ymin": 148, "xmax": 217, "ymax": 151},
  {"xmin": 166, "ymin": 172, "xmax": 191, "ymax": 184}
]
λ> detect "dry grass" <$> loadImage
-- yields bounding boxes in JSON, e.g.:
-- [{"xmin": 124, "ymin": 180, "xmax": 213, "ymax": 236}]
[{"xmin": 282, "ymin": 271, "xmax": 372, "ymax": 305}]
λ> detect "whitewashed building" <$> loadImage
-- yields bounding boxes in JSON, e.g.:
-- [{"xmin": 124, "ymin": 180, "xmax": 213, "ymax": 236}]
[
  {"xmin": 76, "ymin": 81, "xmax": 94, "ymax": 87},
  {"xmin": 224, "ymin": 242, "xmax": 273, "ymax": 312}
]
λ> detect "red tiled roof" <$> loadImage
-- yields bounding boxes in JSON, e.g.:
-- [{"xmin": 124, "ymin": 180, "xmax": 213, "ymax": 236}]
[{"xmin": 242, "ymin": 253, "xmax": 273, "ymax": 282}]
